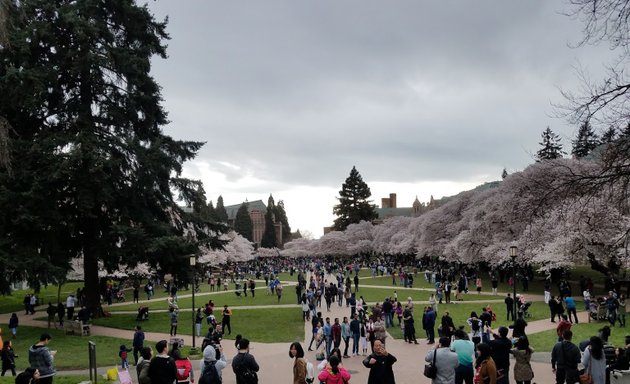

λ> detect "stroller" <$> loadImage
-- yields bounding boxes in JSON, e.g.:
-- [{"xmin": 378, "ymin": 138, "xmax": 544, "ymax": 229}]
[
  {"xmin": 116, "ymin": 290, "xmax": 126, "ymax": 302},
  {"xmin": 136, "ymin": 306, "xmax": 149, "ymax": 321},
  {"xmin": 518, "ymin": 302, "xmax": 532, "ymax": 319}
]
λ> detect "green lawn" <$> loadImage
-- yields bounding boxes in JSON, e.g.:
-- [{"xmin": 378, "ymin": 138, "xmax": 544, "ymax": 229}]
[
  {"xmin": 1, "ymin": 326, "xmax": 141, "ymax": 370},
  {"xmin": 0, "ymin": 282, "xmax": 85, "ymax": 314},
  {"xmin": 92, "ymin": 307, "xmax": 304, "ymax": 343},
  {"xmin": 111, "ymin": 286, "xmax": 300, "ymax": 312},
  {"xmin": 527, "ymin": 321, "xmax": 630, "ymax": 351},
  {"xmin": 0, "ymin": 376, "xmax": 91, "ymax": 384}
]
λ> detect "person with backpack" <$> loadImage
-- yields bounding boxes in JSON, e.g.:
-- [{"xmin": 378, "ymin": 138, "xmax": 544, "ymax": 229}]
[
  {"xmin": 289, "ymin": 342, "xmax": 307, "ymax": 384},
  {"xmin": 232, "ymin": 338, "xmax": 259, "ymax": 384},
  {"xmin": 200, "ymin": 343, "xmax": 227, "ymax": 382}
]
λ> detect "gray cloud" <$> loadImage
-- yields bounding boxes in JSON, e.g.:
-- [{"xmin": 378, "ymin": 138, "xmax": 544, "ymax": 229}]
[{"xmin": 150, "ymin": 0, "xmax": 615, "ymax": 192}]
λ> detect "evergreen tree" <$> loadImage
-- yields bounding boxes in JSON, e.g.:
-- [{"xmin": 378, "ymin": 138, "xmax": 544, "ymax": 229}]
[
  {"xmin": 206, "ymin": 200, "xmax": 219, "ymax": 222},
  {"xmin": 0, "ymin": 0, "xmax": 225, "ymax": 308},
  {"xmin": 332, "ymin": 166, "xmax": 378, "ymax": 231},
  {"xmin": 274, "ymin": 200, "xmax": 291, "ymax": 246},
  {"xmin": 600, "ymin": 126, "xmax": 618, "ymax": 144},
  {"xmin": 234, "ymin": 202, "xmax": 254, "ymax": 241},
  {"xmin": 216, "ymin": 195, "xmax": 229, "ymax": 223},
  {"xmin": 501, "ymin": 168, "xmax": 508, "ymax": 179},
  {"xmin": 261, "ymin": 194, "xmax": 277, "ymax": 248},
  {"xmin": 571, "ymin": 121, "xmax": 600, "ymax": 158},
  {"xmin": 536, "ymin": 126, "xmax": 566, "ymax": 161}
]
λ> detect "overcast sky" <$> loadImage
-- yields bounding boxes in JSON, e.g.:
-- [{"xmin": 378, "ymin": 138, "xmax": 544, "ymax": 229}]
[{"xmin": 147, "ymin": 1, "xmax": 613, "ymax": 238}]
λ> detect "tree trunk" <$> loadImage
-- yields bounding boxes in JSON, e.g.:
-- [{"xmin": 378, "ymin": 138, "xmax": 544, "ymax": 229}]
[{"xmin": 587, "ymin": 252, "xmax": 612, "ymax": 276}]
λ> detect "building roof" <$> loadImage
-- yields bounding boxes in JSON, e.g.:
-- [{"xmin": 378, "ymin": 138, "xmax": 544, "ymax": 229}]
[
  {"xmin": 225, "ymin": 200, "xmax": 267, "ymax": 220},
  {"xmin": 375, "ymin": 207, "xmax": 414, "ymax": 219}
]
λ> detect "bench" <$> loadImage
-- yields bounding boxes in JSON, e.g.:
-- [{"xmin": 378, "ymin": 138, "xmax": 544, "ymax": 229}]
[{"xmin": 63, "ymin": 321, "xmax": 90, "ymax": 336}]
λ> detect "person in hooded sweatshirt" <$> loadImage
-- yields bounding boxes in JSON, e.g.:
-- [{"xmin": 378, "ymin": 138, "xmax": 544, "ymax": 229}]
[
  {"xmin": 28, "ymin": 333, "xmax": 55, "ymax": 384},
  {"xmin": 199, "ymin": 341, "xmax": 227, "ymax": 380}
]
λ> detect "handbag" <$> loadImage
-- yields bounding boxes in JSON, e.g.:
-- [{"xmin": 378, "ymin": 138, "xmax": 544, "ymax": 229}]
[
  {"xmin": 423, "ymin": 348, "xmax": 438, "ymax": 379},
  {"xmin": 579, "ymin": 350, "xmax": 593, "ymax": 384}
]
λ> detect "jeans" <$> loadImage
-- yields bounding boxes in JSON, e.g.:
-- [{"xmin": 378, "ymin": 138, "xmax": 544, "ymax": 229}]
[
  {"xmin": 455, "ymin": 364, "xmax": 473, "ymax": 384},
  {"xmin": 325, "ymin": 336, "xmax": 332, "ymax": 357},
  {"xmin": 555, "ymin": 367, "xmax": 579, "ymax": 384},
  {"xmin": 342, "ymin": 337, "xmax": 349, "ymax": 356},
  {"xmin": 352, "ymin": 334, "xmax": 359, "ymax": 354},
  {"xmin": 426, "ymin": 327, "xmax": 435, "ymax": 343},
  {"xmin": 384, "ymin": 312, "xmax": 392, "ymax": 328}
]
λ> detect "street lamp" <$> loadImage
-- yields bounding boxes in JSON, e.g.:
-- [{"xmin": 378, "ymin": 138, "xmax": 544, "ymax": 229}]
[
  {"xmin": 510, "ymin": 246, "xmax": 517, "ymax": 321},
  {"xmin": 189, "ymin": 255, "xmax": 197, "ymax": 354}
]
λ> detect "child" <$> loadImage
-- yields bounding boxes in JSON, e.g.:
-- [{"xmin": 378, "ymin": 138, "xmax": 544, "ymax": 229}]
[{"xmin": 119, "ymin": 344, "xmax": 132, "ymax": 368}]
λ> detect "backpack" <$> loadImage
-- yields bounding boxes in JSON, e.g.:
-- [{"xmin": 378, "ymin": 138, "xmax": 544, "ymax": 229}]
[
  {"xmin": 175, "ymin": 359, "xmax": 192, "ymax": 381},
  {"xmin": 199, "ymin": 361, "xmax": 221, "ymax": 384}
]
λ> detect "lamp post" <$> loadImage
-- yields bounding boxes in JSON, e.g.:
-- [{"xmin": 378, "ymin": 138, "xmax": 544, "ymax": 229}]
[
  {"xmin": 189, "ymin": 255, "xmax": 197, "ymax": 354},
  {"xmin": 510, "ymin": 246, "xmax": 517, "ymax": 321}
]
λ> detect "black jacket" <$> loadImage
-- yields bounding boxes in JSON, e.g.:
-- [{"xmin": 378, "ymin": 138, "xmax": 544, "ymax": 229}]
[
  {"xmin": 363, "ymin": 353, "xmax": 397, "ymax": 384},
  {"xmin": 551, "ymin": 341, "xmax": 581, "ymax": 370},
  {"xmin": 148, "ymin": 355, "xmax": 177, "ymax": 384}
]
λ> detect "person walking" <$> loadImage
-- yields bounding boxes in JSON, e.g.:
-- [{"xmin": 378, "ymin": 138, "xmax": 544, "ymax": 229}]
[
  {"xmin": 1, "ymin": 340, "xmax": 17, "ymax": 376},
  {"xmin": 289, "ymin": 342, "xmax": 307, "ymax": 384},
  {"xmin": 363, "ymin": 339, "xmax": 396, "ymax": 384},
  {"xmin": 505, "ymin": 294, "xmax": 514, "ymax": 321},
  {"xmin": 132, "ymin": 326, "xmax": 145, "ymax": 366},
  {"xmin": 56, "ymin": 303, "xmax": 64, "ymax": 328},
  {"xmin": 232, "ymin": 338, "xmax": 259, "ymax": 384},
  {"xmin": 9, "ymin": 314, "xmax": 18, "ymax": 338},
  {"xmin": 425, "ymin": 337, "xmax": 459, "ymax": 384},
  {"xmin": 564, "ymin": 295, "xmax": 578, "ymax": 324},
  {"xmin": 28, "ymin": 333, "xmax": 55, "ymax": 384}
]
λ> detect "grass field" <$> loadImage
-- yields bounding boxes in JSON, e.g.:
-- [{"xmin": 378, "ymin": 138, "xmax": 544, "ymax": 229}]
[
  {"xmin": 91, "ymin": 307, "xmax": 304, "ymax": 343},
  {"xmin": 1, "ymin": 326, "xmax": 140, "ymax": 370},
  {"xmin": 0, "ymin": 376, "xmax": 91, "ymax": 384},
  {"xmin": 0, "ymin": 282, "xmax": 85, "ymax": 314},
  {"xmin": 111, "ymin": 285, "xmax": 299, "ymax": 312},
  {"xmin": 527, "ymin": 321, "xmax": 630, "ymax": 352}
]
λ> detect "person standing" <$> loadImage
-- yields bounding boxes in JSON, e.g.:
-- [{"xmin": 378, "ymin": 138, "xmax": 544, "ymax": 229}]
[
  {"xmin": 332, "ymin": 318, "xmax": 342, "ymax": 350},
  {"xmin": 581, "ymin": 336, "xmax": 606, "ymax": 384},
  {"xmin": 169, "ymin": 308, "xmax": 178, "ymax": 336},
  {"xmin": 564, "ymin": 295, "xmax": 578, "ymax": 324},
  {"xmin": 425, "ymin": 337, "xmax": 459, "ymax": 384},
  {"xmin": 148, "ymin": 340, "xmax": 177, "ymax": 384},
  {"xmin": 341, "ymin": 317, "xmax": 351, "ymax": 358},
  {"xmin": 363, "ymin": 339, "xmax": 396, "ymax": 384},
  {"xmin": 488, "ymin": 327, "xmax": 511, "ymax": 384},
  {"xmin": 451, "ymin": 329, "xmax": 475, "ymax": 384},
  {"xmin": 65, "ymin": 295, "xmax": 75, "ymax": 321},
  {"xmin": 318, "ymin": 355, "xmax": 350, "ymax": 384},
  {"xmin": 132, "ymin": 326, "xmax": 145, "ymax": 366},
  {"xmin": 551, "ymin": 330, "xmax": 581, "ymax": 384},
  {"xmin": 221, "ymin": 305, "xmax": 232, "ymax": 336},
  {"xmin": 510, "ymin": 336, "xmax": 534, "ymax": 384},
  {"xmin": 28, "ymin": 333, "xmax": 55, "ymax": 384},
  {"xmin": 56, "ymin": 303, "xmax": 64, "ymax": 328},
  {"xmin": 289, "ymin": 342, "xmax": 307, "ymax": 384},
  {"xmin": 323, "ymin": 317, "xmax": 332, "ymax": 358},
  {"xmin": 505, "ymin": 294, "xmax": 514, "ymax": 321},
  {"xmin": 232, "ymin": 338, "xmax": 259, "ymax": 384},
  {"xmin": 423, "ymin": 306, "xmax": 436, "ymax": 345},
  {"xmin": 474, "ymin": 343, "xmax": 497, "ymax": 384},
  {"xmin": 350, "ymin": 314, "xmax": 360, "ymax": 356},
  {"xmin": 133, "ymin": 286, "xmax": 139, "ymax": 303},
  {"xmin": 136, "ymin": 347, "xmax": 152, "ymax": 384}
]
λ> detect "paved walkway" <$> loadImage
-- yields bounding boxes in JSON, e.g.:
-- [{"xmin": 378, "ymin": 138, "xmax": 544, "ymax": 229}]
[{"xmin": 0, "ymin": 279, "xmax": 570, "ymax": 384}]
